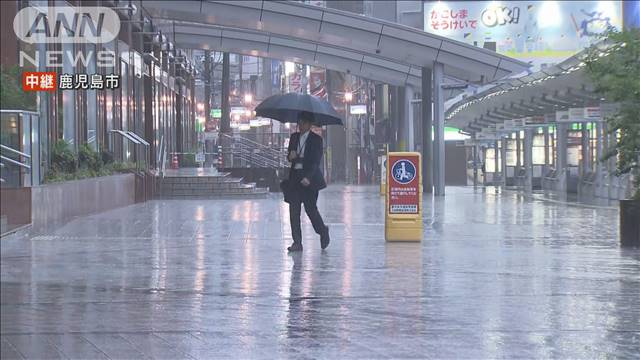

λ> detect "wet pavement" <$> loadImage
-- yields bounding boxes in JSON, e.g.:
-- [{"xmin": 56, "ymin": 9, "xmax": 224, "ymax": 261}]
[{"xmin": 1, "ymin": 185, "xmax": 639, "ymax": 359}]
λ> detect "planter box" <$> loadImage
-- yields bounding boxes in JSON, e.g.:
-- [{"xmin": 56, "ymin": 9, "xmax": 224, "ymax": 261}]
[
  {"xmin": 620, "ymin": 199, "xmax": 640, "ymax": 247},
  {"xmin": 31, "ymin": 174, "xmax": 135, "ymax": 230},
  {"xmin": 0, "ymin": 188, "xmax": 31, "ymax": 235}
]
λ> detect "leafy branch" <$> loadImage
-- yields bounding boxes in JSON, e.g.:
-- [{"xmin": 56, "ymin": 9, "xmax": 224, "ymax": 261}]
[{"xmin": 584, "ymin": 29, "xmax": 640, "ymax": 200}]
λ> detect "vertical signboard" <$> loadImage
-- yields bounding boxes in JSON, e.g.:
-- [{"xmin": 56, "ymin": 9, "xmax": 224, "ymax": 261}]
[
  {"xmin": 568, "ymin": 107, "xmax": 584, "ymax": 122},
  {"xmin": 385, "ymin": 152, "xmax": 423, "ymax": 242},
  {"xmin": 583, "ymin": 107, "xmax": 601, "ymax": 121},
  {"xmin": 556, "ymin": 110, "xmax": 570, "ymax": 123},
  {"xmin": 379, "ymin": 155, "xmax": 387, "ymax": 195}
]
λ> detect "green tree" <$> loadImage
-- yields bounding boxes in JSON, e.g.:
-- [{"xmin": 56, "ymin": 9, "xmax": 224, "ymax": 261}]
[
  {"xmin": 585, "ymin": 29, "xmax": 640, "ymax": 199},
  {"xmin": 0, "ymin": 65, "xmax": 37, "ymax": 111}
]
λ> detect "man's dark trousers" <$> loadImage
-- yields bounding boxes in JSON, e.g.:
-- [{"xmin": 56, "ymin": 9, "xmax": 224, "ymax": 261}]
[{"xmin": 289, "ymin": 169, "xmax": 326, "ymax": 244}]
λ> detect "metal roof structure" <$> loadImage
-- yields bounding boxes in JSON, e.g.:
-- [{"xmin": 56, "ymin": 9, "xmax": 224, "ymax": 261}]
[
  {"xmin": 142, "ymin": 0, "xmax": 529, "ymax": 88},
  {"xmin": 445, "ymin": 40, "xmax": 620, "ymax": 135}
]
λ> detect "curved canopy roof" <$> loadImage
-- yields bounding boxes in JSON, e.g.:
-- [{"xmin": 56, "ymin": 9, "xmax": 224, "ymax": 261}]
[
  {"xmin": 143, "ymin": 0, "xmax": 529, "ymax": 85},
  {"xmin": 157, "ymin": 21, "xmax": 423, "ymax": 87},
  {"xmin": 445, "ymin": 41, "xmax": 618, "ymax": 134}
]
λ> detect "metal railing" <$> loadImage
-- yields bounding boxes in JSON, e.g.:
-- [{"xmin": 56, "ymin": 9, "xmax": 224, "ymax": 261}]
[
  {"xmin": 1, "ymin": 110, "xmax": 41, "ymax": 186},
  {"xmin": 0, "ymin": 144, "xmax": 32, "ymax": 187},
  {"xmin": 220, "ymin": 133, "xmax": 287, "ymax": 168},
  {"xmin": 158, "ymin": 135, "xmax": 167, "ymax": 177}
]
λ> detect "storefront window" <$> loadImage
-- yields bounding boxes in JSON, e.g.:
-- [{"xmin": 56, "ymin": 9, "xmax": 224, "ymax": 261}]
[{"xmin": 533, "ymin": 134, "xmax": 545, "ymax": 165}]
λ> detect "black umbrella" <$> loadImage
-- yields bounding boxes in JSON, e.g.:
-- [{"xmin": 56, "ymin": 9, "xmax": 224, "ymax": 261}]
[{"xmin": 255, "ymin": 93, "xmax": 343, "ymax": 126}]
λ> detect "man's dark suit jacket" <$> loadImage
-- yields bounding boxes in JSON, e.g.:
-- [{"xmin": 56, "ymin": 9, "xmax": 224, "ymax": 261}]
[{"xmin": 287, "ymin": 131, "xmax": 327, "ymax": 191}]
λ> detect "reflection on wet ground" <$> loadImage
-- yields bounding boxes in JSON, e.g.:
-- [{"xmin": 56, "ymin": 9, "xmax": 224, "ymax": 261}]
[{"xmin": 1, "ymin": 186, "xmax": 639, "ymax": 359}]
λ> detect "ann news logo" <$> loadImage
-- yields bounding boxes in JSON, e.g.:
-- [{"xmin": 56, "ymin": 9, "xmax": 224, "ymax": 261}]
[
  {"xmin": 13, "ymin": 6, "xmax": 120, "ymax": 44},
  {"xmin": 14, "ymin": 7, "xmax": 123, "ymax": 92}
]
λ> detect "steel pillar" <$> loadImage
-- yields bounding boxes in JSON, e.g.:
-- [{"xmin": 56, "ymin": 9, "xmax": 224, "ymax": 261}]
[
  {"xmin": 494, "ymin": 140, "xmax": 500, "ymax": 185},
  {"xmin": 421, "ymin": 67, "xmax": 433, "ymax": 193},
  {"xmin": 501, "ymin": 137, "xmax": 508, "ymax": 187},
  {"xmin": 433, "ymin": 62, "xmax": 445, "ymax": 196},
  {"xmin": 523, "ymin": 128, "xmax": 534, "ymax": 193},
  {"xmin": 556, "ymin": 122, "xmax": 568, "ymax": 193}
]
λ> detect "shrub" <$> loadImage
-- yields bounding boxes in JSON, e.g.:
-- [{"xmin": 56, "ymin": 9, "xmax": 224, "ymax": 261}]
[
  {"xmin": 45, "ymin": 140, "xmax": 138, "ymax": 183},
  {"xmin": 101, "ymin": 150, "xmax": 115, "ymax": 165},
  {"xmin": 106, "ymin": 161, "xmax": 137, "ymax": 173},
  {"xmin": 78, "ymin": 144, "xmax": 102, "ymax": 172},
  {"xmin": 181, "ymin": 153, "xmax": 198, "ymax": 167},
  {"xmin": 51, "ymin": 139, "xmax": 77, "ymax": 173}
]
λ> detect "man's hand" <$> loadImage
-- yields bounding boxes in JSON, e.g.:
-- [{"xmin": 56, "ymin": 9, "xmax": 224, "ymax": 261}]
[
  {"xmin": 301, "ymin": 178, "xmax": 310, "ymax": 187},
  {"xmin": 288, "ymin": 151, "xmax": 297, "ymax": 161}
]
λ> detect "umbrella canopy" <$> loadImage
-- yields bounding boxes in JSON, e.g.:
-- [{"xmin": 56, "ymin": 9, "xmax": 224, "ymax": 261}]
[{"xmin": 255, "ymin": 93, "xmax": 343, "ymax": 126}]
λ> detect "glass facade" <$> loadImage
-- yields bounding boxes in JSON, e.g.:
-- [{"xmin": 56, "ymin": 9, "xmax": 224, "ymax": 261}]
[{"xmin": 4, "ymin": 0, "xmax": 198, "ymax": 175}]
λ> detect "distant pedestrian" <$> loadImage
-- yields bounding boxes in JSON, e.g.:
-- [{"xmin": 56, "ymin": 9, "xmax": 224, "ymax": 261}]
[{"xmin": 285, "ymin": 113, "xmax": 330, "ymax": 252}]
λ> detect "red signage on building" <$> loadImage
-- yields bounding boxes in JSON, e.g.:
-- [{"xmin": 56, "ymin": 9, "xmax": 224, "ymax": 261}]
[{"xmin": 387, "ymin": 153, "xmax": 420, "ymax": 214}]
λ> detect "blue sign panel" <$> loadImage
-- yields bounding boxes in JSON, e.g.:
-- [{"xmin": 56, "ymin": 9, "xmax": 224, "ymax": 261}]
[{"xmin": 392, "ymin": 159, "xmax": 416, "ymax": 184}]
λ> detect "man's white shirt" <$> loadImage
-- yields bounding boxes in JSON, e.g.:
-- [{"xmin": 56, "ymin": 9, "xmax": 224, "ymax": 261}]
[{"xmin": 294, "ymin": 131, "xmax": 310, "ymax": 169}]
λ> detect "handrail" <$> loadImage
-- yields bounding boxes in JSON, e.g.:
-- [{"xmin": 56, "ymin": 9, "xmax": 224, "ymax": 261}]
[
  {"xmin": 227, "ymin": 147, "xmax": 277, "ymax": 168},
  {"xmin": 231, "ymin": 138, "xmax": 284, "ymax": 159},
  {"xmin": 221, "ymin": 133, "xmax": 286, "ymax": 159},
  {"xmin": 229, "ymin": 143, "xmax": 283, "ymax": 168},
  {"xmin": 0, "ymin": 155, "xmax": 31, "ymax": 169},
  {"xmin": 0, "ymin": 144, "xmax": 31, "ymax": 159},
  {"xmin": 110, "ymin": 129, "xmax": 141, "ymax": 144},
  {"xmin": 218, "ymin": 133, "xmax": 289, "ymax": 168},
  {"xmin": 156, "ymin": 134, "xmax": 166, "ymax": 177},
  {"xmin": 235, "ymin": 151, "xmax": 279, "ymax": 168}
]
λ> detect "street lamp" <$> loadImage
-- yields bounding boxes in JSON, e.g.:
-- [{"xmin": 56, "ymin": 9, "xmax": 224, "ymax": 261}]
[
  {"xmin": 244, "ymin": 93, "xmax": 253, "ymax": 104},
  {"xmin": 344, "ymin": 91, "xmax": 353, "ymax": 103},
  {"xmin": 285, "ymin": 61, "xmax": 295, "ymax": 76},
  {"xmin": 197, "ymin": 103, "xmax": 205, "ymax": 111}
]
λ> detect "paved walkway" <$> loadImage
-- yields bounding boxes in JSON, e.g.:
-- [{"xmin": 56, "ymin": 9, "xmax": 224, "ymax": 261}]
[{"xmin": 1, "ymin": 186, "xmax": 639, "ymax": 359}]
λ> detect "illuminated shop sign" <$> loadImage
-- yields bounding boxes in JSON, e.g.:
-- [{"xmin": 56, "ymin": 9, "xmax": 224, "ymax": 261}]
[{"xmin": 423, "ymin": 1, "xmax": 623, "ymax": 70}]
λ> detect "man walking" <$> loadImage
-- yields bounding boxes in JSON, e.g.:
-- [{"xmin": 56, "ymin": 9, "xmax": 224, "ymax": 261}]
[{"xmin": 286, "ymin": 113, "xmax": 330, "ymax": 252}]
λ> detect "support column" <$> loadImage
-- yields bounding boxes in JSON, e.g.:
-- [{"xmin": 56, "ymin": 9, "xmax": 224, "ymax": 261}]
[
  {"xmin": 388, "ymin": 86, "xmax": 396, "ymax": 151},
  {"xmin": 494, "ymin": 140, "xmax": 500, "ymax": 185},
  {"xmin": 581, "ymin": 124, "xmax": 590, "ymax": 176},
  {"xmin": 421, "ymin": 67, "xmax": 433, "ymax": 193},
  {"xmin": 556, "ymin": 122, "xmax": 568, "ymax": 193},
  {"xmin": 433, "ymin": 62, "xmax": 445, "ymax": 196},
  {"xmin": 403, "ymin": 85, "xmax": 414, "ymax": 151},
  {"xmin": 523, "ymin": 128, "xmax": 534, "ymax": 193},
  {"xmin": 595, "ymin": 121, "xmax": 605, "ymax": 197},
  {"xmin": 607, "ymin": 124, "xmax": 617, "ymax": 199},
  {"xmin": 204, "ymin": 51, "xmax": 212, "ymax": 128},
  {"xmin": 473, "ymin": 142, "xmax": 479, "ymax": 188},
  {"xmin": 543, "ymin": 126, "xmax": 550, "ymax": 172},
  {"xmin": 219, "ymin": 52, "xmax": 231, "ymax": 167},
  {"xmin": 515, "ymin": 130, "xmax": 522, "ymax": 168},
  {"xmin": 501, "ymin": 137, "xmax": 508, "ymax": 187}
]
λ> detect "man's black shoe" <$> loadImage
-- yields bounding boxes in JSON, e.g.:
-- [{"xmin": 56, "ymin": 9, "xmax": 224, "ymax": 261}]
[
  {"xmin": 320, "ymin": 226, "xmax": 330, "ymax": 250},
  {"xmin": 287, "ymin": 243, "xmax": 303, "ymax": 252}
]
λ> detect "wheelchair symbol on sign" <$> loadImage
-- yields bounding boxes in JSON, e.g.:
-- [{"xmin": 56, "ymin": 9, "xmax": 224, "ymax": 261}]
[{"xmin": 392, "ymin": 160, "xmax": 415, "ymax": 184}]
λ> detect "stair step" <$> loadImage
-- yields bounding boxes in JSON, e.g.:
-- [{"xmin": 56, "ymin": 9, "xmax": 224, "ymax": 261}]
[
  {"xmin": 155, "ymin": 173, "xmax": 267, "ymax": 199},
  {"xmin": 160, "ymin": 176, "xmax": 237, "ymax": 184}
]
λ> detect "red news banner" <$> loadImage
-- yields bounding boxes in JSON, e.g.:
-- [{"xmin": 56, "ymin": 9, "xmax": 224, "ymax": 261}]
[
  {"xmin": 388, "ymin": 154, "xmax": 420, "ymax": 214},
  {"xmin": 23, "ymin": 72, "xmax": 57, "ymax": 91}
]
